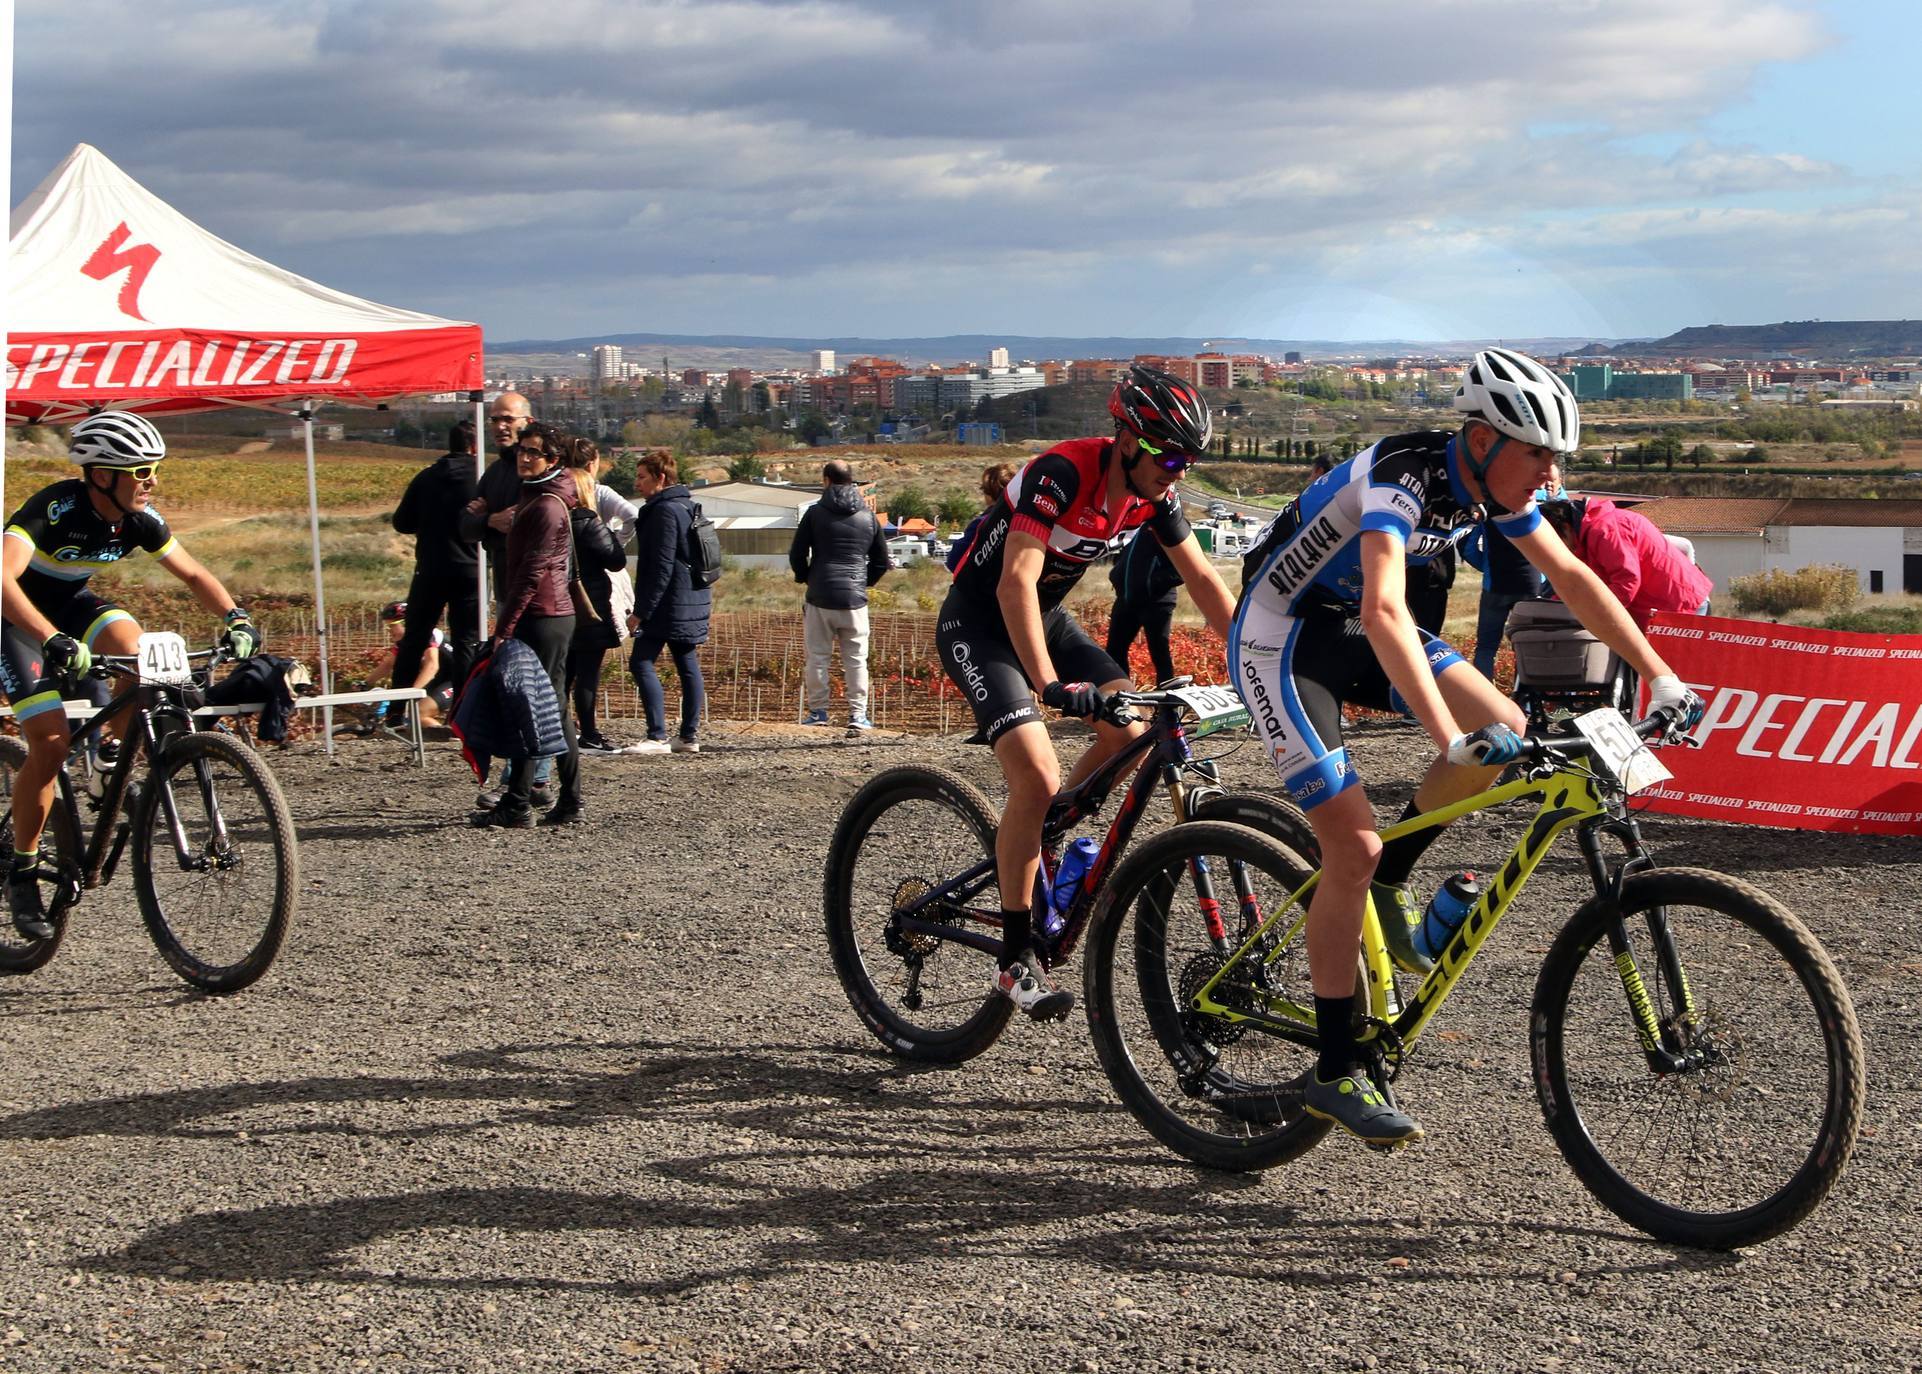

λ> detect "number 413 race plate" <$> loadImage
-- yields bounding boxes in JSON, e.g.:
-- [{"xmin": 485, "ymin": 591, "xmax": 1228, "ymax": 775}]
[{"xmin": 136, "ymin": 631, "xmax": 193, "ymax": 686}]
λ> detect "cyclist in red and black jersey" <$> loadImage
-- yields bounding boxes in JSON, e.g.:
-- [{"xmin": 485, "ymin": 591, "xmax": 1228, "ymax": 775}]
[{"xmin": 937, "ymin": 365, "xmax": 1238, "ymax": 1020}]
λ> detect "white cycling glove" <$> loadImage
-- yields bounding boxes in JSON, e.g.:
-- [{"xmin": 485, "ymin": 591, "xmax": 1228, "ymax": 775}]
[
  {"xmin": 1446, "ymin": 723, "xmax": 1525, "ymax": 767},
  {"xmin": 1646, "ymin": 674, "xmax": 1704, "ymax": 733}
]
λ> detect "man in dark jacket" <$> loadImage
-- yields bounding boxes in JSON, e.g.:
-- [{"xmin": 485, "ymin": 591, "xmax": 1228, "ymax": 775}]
[
  {"xmin": 1106, "ymin": 524, "xmax": 1183, "ymax": 686},
  {"xmin": 392, "ymin": 419, "xmax": 482, "ymax": 695},
  {"xmin": 788, "ymin": 461, "xmax": 889, "ymax": 735},
  {"xmin": 459, "ymin": 391, "xmax": 533, "ymax": 606}
]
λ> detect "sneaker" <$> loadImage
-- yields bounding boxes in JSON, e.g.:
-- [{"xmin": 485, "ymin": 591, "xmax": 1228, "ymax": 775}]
[
  {"xmin": 476, "ymin": 786, "xmax": 505, "ymax": 810},
  {"xmin": 7, "ymin": 866, "xmax": 53, "ymax": 942},
  {"xmin": 801, "ymin": 709, "xmax": 831, "ymax": 727},
  {"xmin": 846, "ymin": 715, "xmax": 873, "ymax": 737},
  {"xmin": 578, "ymin": 733, "xmax": 621, "ymax": 754},
  {"xmin": 1370, "ymin": 881, "xmax": 1434, "ymax": 976},
  {"xmin": 470, "ymin": 803, "xmax": 534, "ymax": 830},
  {"xmin": 670, "ymin": 738, "xmax": 701, "ymax": 754},
  {"xmin": 1303, "ymin": 1070, "xmax": 1424, "ymax": 1146},
  {"xmin": 626, "ymin": 739, "xmax": 671, "ymax": 755},
  {"xmin": 993, "ymin": 955, "xmax": 1074, "ymax": 1022},
  {"xmin": 538, "ymin": 799, "xmax": 584, "ymax": 827}
]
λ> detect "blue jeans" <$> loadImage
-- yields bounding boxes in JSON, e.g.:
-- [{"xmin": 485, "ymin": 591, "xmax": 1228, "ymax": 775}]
[
  {"xmin": 631, "ymin": 636, "xmax": 705, "ymax": 742},
  {"xmin": 1473, "ymin": 584, "xmax": 1543, "ymax": 681}
]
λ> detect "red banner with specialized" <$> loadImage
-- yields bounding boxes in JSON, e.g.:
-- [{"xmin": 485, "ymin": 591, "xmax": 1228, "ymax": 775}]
[{"xmin": 1637, "ymin": 613, "xmax": 1922, "ymax": 836}]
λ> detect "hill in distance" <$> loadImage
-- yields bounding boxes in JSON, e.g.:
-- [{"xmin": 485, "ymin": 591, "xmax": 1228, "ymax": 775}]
[{"xmin": 1617, "ymin": 320, "xmax": 1922, "ymax": 358}]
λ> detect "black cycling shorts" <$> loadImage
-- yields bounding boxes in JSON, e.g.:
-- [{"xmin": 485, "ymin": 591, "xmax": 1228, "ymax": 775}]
[
  {"xmin": 0, "ymin": 590, "xmax": 132, "ymax": 724},
  {"xmin": 937, "ymin": 594, "xmax": 1124, "ymax": 747}
]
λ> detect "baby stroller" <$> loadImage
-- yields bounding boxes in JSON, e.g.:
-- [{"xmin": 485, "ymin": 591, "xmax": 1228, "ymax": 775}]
[{"xmin": 1506, "ymin": 598, "xmax": 1637, "ymax": 731}]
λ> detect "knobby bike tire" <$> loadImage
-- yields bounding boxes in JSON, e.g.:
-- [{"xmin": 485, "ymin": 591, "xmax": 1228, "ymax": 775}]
[
  {"xmin": 0, "ymin": 737, "xmax": 82, "ymax": 974},
  {"xmin": 1530, "ymin": 867, "xmax": 1865, "ymax": 1249},
  {"xmin": 1083, "ymin": 819, "xmax": 1335, "ymax": 1172},
  {"xmin": 133, "ymin": 731, "xmax": 298, "ymax": 994},
  {"xmin": 1190, "ymin": 790, "xmax": 1320, "ymax": 865},
  {"xmin": 824, "ymin": 765, "xmax": 1013, "ymax": 1064}
]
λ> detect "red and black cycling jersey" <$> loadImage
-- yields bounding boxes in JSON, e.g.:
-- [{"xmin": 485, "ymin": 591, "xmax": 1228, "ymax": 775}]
[{"xmin": 948, "ymin": 437, "xmax": 1190, "ymax": 615}]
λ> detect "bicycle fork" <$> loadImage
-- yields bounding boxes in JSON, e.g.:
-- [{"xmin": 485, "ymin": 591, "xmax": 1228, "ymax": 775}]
[{"xmin": 1579, "ymin": 820, "xmax": 1699, "ymax": 1075}]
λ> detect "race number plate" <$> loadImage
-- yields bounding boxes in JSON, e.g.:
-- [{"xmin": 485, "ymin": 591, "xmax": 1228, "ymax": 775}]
[
  {"xmin": 1573, "ymin": 707, "xmax": 1672, "ymax": 794},
  {"xmin": 1168, "ymin": 684, "xmax": 1251, "ymax": 740},
  {"xmin": 136, "ymin": 631, "xmax": 193, "ymax": 686}
]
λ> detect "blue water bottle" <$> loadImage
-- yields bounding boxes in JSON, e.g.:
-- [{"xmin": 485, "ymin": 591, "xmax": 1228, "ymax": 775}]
[
  {"xmin": 1044, "ymin": 837, "xmax": 1102, "ymax": 937},
  {"xmin": 1414, "ymin": 872, "xmax": 1481, "ymax": 964}
]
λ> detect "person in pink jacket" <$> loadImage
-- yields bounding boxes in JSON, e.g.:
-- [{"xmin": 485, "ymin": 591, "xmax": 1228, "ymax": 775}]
[{"xmin": 1539, "ymin": 498, "xmax": 1712, "ymax": 628}]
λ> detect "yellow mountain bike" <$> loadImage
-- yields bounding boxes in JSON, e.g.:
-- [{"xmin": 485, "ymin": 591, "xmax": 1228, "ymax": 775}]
[{"xmin": 1080, "ymin": 708, "xmax": 1865, "ymax": 1249}]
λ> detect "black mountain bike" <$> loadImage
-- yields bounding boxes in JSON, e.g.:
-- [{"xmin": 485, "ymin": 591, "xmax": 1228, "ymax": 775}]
[
  {"xmin": 0, "ymin": 641, "xmax": 298, "ymax": 993},
  {"xmin": 824, "ymin": 681, "xmax": 1317, "ymax": 1064}
]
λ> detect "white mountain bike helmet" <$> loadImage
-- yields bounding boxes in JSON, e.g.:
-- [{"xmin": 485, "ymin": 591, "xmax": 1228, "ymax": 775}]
[
  {"xmin": 69, "ymin": 410, "xmax": 168, "ymax": 466},
  {"xmin": 1452, "ymin": 348, "xmax": 1579, "ymax": 456}
]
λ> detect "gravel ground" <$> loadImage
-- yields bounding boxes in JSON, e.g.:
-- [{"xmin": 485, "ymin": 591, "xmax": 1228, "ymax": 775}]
[{"xmin": 2, "ymin": 718, "xmax": 1918, "ymax": 1373}]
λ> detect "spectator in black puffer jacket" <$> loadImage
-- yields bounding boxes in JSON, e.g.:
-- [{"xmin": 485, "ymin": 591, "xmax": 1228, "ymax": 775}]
[
  {"xmin": 788, "ymin": 461, "xmax": 889, "ymax": 734},
  {"xmin": 391, "ymin": 419, "xmax": 482, "ymax": 695},
  {"xmin": 626, "ymin": 448, "xmax": 712, "ymax": 754}
]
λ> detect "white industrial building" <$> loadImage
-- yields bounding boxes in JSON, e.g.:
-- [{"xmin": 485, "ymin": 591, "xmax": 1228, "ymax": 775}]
[{"xmin": 1637, "ymin": 497, "xmax": 1922, "ymax": 599}]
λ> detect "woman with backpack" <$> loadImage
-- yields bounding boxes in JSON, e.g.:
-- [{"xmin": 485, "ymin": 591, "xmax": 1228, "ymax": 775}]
[{"xmin": 625, "ymin": 448, "xmax": 712, "ymax": 755}]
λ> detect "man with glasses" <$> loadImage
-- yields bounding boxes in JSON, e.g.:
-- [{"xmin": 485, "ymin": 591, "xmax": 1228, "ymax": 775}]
[
  {"xmin": 939, "ymin": 364, "xmax": 1236, "ymax": 1020},
  {"xmin": 1, "ymin": 411, "xmax": 259, "ymax": 939}
]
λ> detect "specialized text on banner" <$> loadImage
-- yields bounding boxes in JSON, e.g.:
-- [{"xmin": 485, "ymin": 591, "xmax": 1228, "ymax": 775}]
[{"xmin": 1639, "ymin": 612, "xmax": 1922, "ymax": 836}]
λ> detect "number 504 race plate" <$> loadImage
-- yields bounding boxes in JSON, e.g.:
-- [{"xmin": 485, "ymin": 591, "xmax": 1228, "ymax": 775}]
[
  {"xmin": 1168, "ymin": 684, "xmax": 1251, "ymax": 740},
  {"xmin": 1573, "ymin": 707, "xmax": 1672, "ymax": 794},
  {"xmin": 137, "ymin": 631, "xmax": 193, "ymax": 686}
]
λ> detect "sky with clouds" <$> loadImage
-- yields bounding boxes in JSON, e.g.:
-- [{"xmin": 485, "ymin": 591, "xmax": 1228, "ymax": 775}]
[{"xmin": 11, "ymin": 0, "xmax": 1919, "ymax": 344}]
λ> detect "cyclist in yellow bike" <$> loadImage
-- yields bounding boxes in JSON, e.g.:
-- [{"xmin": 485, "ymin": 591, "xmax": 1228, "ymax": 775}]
[
  {"xmin": 2, "ymin": 411, "xmax": 260, "ymax": 940},
  {"xmin": 1231, "ymin": 349, "xmax": 1702, "ymax": 1145}
]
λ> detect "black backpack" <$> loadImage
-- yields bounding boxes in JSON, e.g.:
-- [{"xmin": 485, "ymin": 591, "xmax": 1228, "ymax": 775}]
[{"xmin": 685, "ymin": 501, "xmax": 723, "ymax": 589}]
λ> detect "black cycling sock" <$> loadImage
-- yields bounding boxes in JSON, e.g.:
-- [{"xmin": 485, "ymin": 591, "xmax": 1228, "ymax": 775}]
[
  {"xmin": 1374, "ymin": 800, "xmax": 1443, "ymax": 890},
  {"xmin": 11, "ymin": 849, "xmax": 38, "ymax": 874},
  {"xmin": 1315, "ymin": 994, "xmax": 1357, "ymax": 1080},
  {"xmin": 999, "ymin": 908, "xmax": 1032, "ymax": 970}
]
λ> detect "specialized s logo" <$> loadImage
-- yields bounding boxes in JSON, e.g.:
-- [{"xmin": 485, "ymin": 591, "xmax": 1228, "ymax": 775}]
[{"xmin": 81, "ymin": 223, "xmax": 162, "ymax": 323}]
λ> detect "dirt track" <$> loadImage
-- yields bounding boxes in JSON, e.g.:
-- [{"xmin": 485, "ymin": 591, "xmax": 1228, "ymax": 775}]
[{"xmin": 2, "ymin": 720, "xmax": 1918, "ymax": 1372}]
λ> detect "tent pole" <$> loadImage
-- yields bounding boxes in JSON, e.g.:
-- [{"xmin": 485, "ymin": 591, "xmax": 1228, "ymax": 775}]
[
  {"xmin": 300, "ymin": 405, "xmax": 336, "ymax": 755},
  {"xmin": 473, "ymin": 390, "xmax": 489, "ymax": 638}
]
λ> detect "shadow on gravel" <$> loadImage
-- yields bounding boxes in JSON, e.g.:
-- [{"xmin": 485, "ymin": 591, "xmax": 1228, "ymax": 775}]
[{"xmin": 80, "ymin": 1175, "xmax": 1728, "ymax": 1298}]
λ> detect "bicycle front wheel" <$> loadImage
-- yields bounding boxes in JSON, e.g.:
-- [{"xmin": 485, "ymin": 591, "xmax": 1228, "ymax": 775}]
[
  {"xmin": 824, "ymin": 766, "xmax": 1012, "ymax": 1064},
  {"xmin": 0, "ymin": 737, "xmax": 80, "ymax": 974},
  {"xmin": 1084, "ymin": 819, "xmax": 1332, "ymax": 1172},
  {"xmin": 1532, "ymin": 868, "xmax": 1865, "ymax": 1249},
  {"xmin": 133, "ymin": 732, "xmax": 298, "ymax": 994}
]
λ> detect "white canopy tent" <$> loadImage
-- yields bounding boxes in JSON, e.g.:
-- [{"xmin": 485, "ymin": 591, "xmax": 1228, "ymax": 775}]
[{"xmin": 5, "ymin": 144, "xmax": 486, "ymax": 735}]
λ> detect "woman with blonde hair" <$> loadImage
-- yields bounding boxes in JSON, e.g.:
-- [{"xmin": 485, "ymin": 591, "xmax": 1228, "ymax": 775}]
[
  {"xmin": 625, "ymin": 447, "xmax": 712, "ymax": 753},
  {"xmin": 559, "ymin": 437, "xmax": 636, "ymax": 751}
]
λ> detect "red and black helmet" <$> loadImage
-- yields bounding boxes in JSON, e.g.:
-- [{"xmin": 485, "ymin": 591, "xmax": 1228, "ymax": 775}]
[
  {"xmin": 380, "ymin": 601, "xmax": 407, "ymax": 624},
  {"xmin": 1108, "ymin": 364, "xmax": 1213, "ymax": 454}
]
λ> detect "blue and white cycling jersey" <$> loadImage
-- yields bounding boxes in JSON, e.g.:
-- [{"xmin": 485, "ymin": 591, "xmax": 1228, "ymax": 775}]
[
  {"xmin": 1239, "ymin": 430, "xmax": 1539, "ymax": 615},
  {"xmin": 1228, "ymin": 431, "xmax": 1541, "ymax": 811}
]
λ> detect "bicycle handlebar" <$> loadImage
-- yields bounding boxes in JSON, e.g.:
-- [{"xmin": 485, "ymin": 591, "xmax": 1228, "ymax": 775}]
[{"xmin": 84, "ymin": 644, "xmax": 232, "ymax": 686}]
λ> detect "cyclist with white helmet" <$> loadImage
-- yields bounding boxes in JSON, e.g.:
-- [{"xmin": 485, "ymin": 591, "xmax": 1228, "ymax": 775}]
[
  {"xmin": 941, "ymin": 364, "xmax": 1240, "ymax": 1021},
  {"xmin": 1231, "ymin": 348, "xmax": 1702, "ymax": 1146},
  {"xmin": 2, "ymin": 411, "xmax": 260, "ymax": 940}
]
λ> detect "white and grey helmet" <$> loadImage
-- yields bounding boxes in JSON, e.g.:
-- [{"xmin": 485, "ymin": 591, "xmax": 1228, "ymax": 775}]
[
  {"xmin": 69, "ymin": 410, "xmax": 167, "ymax": 466},
  {"xmin": 1452, "ymin": 348, "xmax": 1579, "ymax": 455}
]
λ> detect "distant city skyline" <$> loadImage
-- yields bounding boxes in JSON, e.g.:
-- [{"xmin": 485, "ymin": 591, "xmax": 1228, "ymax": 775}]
[{"xmin": 12, "ymin": 1, "xmax": 1920, "ymax": 342}]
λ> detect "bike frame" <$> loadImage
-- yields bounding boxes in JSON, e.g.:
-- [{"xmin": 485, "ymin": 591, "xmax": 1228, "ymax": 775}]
[
  {"xmin": 887, "ymin": 696, "xmax": 1225, "ymax": 968},
  {"xmin": 38, "ymin": 656, "xmax": 214, "ymax": 905},
  {"xmin": 1191, "ymin": 751, "xmax": 1691, "ymax": 1072}
]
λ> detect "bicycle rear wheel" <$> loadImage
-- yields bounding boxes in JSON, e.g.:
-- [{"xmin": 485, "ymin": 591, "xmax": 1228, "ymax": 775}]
[
  {"xmin": 824, "ymin": 766, "xmax": 1013, "ymax": 1063},
  {"xmin": 1084, "ymin": 819, "xmax": 1333, "ymax": 1171},
  {"xmin": 1532, "ymin": 868, "xmax": 1864, "ymax": 1249},
  {"xmin": 133, "ymin": 732, "xmax": 298, "ymax": 994},
  {"xmin": 0, "ymin": 737, "xmax": 80, "ymax": 974}
]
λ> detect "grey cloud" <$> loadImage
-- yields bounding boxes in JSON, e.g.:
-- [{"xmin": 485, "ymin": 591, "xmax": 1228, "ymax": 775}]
[{"xmin": 13, "ymin": 0, "xmax": 1889, "ymax": 339}]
